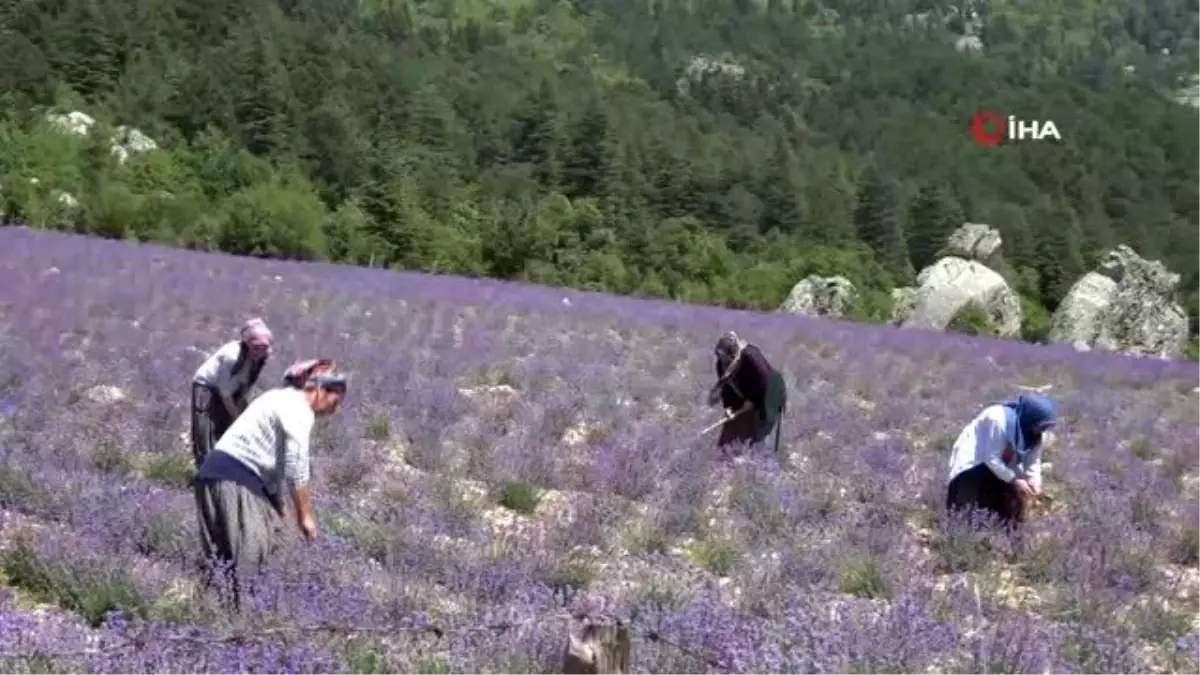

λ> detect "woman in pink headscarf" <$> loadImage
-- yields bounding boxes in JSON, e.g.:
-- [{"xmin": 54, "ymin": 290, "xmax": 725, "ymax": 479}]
[{"xmin": 190, "ymin": 318, "xmax": 273, "ymax": 468}]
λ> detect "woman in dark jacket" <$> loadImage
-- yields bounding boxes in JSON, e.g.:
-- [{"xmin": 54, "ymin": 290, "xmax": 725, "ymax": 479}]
[{"xmin": 707, "ymin": 332, "xmax": 787, "ymax": 453}]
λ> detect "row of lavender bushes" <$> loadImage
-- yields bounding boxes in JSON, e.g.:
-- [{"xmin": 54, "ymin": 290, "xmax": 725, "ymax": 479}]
[{"xmin": 0, "ymin": 227, "xmax": 1196, "ymax": 672}]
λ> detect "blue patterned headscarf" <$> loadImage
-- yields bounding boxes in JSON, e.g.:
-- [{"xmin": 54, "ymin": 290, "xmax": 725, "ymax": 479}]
[
  {"xmin": 310, "ymin": 371, "xmax": 347, "ymax": 392},
  {"xmin": 999, "ymin": 394, "xmax": 1057, "ymax": 458}
]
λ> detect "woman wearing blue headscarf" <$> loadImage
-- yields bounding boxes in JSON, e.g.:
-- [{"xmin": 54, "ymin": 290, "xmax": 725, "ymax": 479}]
[{"xmin": 946, "ymin": 393, "xmax": 1058, "ymax": 530}]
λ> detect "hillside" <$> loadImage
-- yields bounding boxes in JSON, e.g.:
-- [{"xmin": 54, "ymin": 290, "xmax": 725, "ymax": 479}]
[
  {"xmin": 0, "ymin": 0, "xmax": 1197, "ymax": 338},
  {"xmin": 1, "ymin": 228, "xmax": 1198, "ymax": 672}
]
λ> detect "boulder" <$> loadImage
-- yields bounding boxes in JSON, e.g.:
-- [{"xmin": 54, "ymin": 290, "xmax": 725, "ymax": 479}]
[
  {"xmin": 1048, "ymin": 245, "xmax": 1189, "ymax": 358},
  {"xmin": 891, "ymin": 257, "xmax": 1023, "ymax": 337},
  {"xmin": 779, "ymin": 275, "xmax": 856, "ymax": 318},
  {"xmin": 944, "ymin": 223, "xmax": 1003, "ymax": 264},
  {"xmin": 677, "ymin": 54, "xmax": 746, "ymax": 96}
]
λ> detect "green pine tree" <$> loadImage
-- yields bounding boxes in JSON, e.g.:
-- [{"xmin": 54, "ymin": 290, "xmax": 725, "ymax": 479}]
[
  {"xmin": 1030, "ymin": 197, "xmax": 1086, "ymax": 311},
  {"xmin": 854, "ymin": 167, "xmax": 913, "ymax": 283},
  {"xmin": 906, "ymin": 181, "xmax": 964, "ymax": 270}
]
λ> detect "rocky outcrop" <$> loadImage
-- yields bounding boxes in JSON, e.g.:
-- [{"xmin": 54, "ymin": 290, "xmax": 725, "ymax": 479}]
[
  {"xmin": 944, "ymin": 223, "xmax": 1002, "ymax": 263},
  {"xmin": 779, "ymin": 276, "xmax": 856, "ymax": 318},
  {"xmin": 890, "ymin": 222, "xmax": 1022, "ymax": 336},
  {"xmin": 677, "ymin": 54, "xmax": 745, "ymax": 96},
  {"xmin": 891, "ymin": 258, "xmax": 1023, "ymax": 337},
  {"xmin": 45, "ymin": 110, "xmax": 158, "ymax": 165},
  {"xmin": 1048, "ymin": 245, "xmax": 1189, "ymax": 358}
]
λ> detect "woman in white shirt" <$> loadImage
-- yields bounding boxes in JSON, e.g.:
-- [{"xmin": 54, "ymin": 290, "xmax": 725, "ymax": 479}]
[
  {"xmin": 193, "ymin": 361, "xmax": 346, "ymax": 609},
  {"xmin": 190, "ymin": 318, "xmax": 273, "ymax": 467},
  {"xmin": 946, "ymin": 393, "xmax": 1058, "ymax": 532}
]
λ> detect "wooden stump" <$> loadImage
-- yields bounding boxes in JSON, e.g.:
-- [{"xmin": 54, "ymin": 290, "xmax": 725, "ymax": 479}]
[{"xmin": 561, "ymin": 617, "xmax": 631, "ymax": 674}]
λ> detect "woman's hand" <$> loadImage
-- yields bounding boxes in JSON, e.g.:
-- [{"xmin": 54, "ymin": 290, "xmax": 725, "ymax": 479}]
[
  {"xmin": 299, "ymin": 514, "xmax": 318, "ymax": 540},
  {"xmin": 1012, "ymin": 478, "xmax": 1036, "ymax": 499}
]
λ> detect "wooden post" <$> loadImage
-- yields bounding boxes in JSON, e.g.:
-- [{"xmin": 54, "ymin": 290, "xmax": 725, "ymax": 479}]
[{"xmin": 562, "ymin": 617, "xmax": 631, "ymax": 674}]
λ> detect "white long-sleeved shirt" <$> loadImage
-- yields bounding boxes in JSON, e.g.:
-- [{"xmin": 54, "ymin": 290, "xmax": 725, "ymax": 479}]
[
  {"xmin": 947, "ymin": 405, "xmax": 1043, "ymax": 490},
  {"xmin": 210, "ymin": 387, "xmax": 314, "ymax": 496},
  {"xmin": 193, "ymin": 340, "xmax": 257, "ymax": 398}
]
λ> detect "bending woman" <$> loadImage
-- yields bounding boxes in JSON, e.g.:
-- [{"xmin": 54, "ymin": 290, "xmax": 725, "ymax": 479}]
[
  {"xmin": 190, "ymin": 318, "xmax": 273, "ymax": 468},
  {"xmin": 707, "ymin": 331, "xmax": 787, "ymax": 453},
  {"xmin": 946, "ymin": 393, "xmax": 1058, "ymax": 533},
  {"xmin": 194, "ymin": 363, "xmax": 347, "ymax": 609}
]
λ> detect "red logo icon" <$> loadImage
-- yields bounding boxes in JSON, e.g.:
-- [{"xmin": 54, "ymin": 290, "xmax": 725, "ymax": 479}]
[{"xmin": 970, "ymin": 109, "xmax": 1006, "ymax": 146}]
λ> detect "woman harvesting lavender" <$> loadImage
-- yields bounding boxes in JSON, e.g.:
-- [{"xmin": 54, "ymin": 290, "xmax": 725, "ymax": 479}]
[
  {"xmin": 707, "ymin": 331, "xmax": 787, "ymax": 454},
  {"xmin": 190, "ymin": 318, "xmax": 273, "ymax": 468},
  {"xmin": 193, "ymin": 362, "xmax": 347, "ymax": 609},
  {"xmin": 946, "ymin": 393, "xmax": 1058, "ymax": 533}
]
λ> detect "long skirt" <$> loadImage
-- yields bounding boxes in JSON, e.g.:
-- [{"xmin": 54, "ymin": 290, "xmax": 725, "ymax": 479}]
[
  {"xmin": 194, "ymin": 478, "xmax": 282, "ymax": 609},
  {"xmin": 946, "ymin": 463, "xmax": 1027, "ymax": 531},
  {"xmin": 191, "ymin": 383, "xmax": 235, "ymax": 469},
  {"xmin": 718, "ymin": 369, "xmax": 787, "ymax": 449}
]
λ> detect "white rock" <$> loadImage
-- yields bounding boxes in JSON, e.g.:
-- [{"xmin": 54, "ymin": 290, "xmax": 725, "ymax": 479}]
[
  {"xmin": 779, "ymin": 275, "xmax": 857, "ymax": 318},
  {"xmin": 944, "ymin": 223, "xmax": 1003, "ymax": 263},
  {"xmin": 1049, "ymin": 245, "xmax": 1189, "ymax": 357},
  {"xmin": 83, "ymin": 385, "xmax": 127, "ymax": 404},
  {"xmin": 892, "ymin": 257, "xmax": 1023, "ymax": 336},
  {"xmin": 45, "ymin": 111, "xmax": 96, "ymax": 137}
]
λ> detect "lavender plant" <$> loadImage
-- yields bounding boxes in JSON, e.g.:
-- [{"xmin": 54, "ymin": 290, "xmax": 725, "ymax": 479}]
[{"xmin": 0, "ymin": 227, "xmax": 1196, "ymax": 673}]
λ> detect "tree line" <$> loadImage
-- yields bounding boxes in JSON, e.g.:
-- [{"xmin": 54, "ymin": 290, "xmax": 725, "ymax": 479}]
[{"xmin": 0, "ymin": 0, "xmax": 1196, "ymax": 343}]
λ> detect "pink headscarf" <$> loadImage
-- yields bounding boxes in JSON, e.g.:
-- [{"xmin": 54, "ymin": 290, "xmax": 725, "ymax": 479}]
[
  {"xmin": 240, "ymin": 318, "xmax": 273, "ymax": 346},
  {"xmin": 284, "ymin": 359, "xmax": 336, "ymax": 387}
]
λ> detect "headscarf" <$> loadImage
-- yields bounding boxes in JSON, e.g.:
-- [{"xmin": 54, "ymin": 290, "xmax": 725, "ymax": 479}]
[
  {"xmin": 283, "ymin": 359, "xmax": 335, "ymax": 388},
  {"xmin": 309, "ymin": 371, "xmax": 348, "ymax": 392},
  {"xmin": 715, "ymin": 331, "xmax": 747, "ymax": 378},
  {"xmin": 999, "ymin": 393, "xmax": 1057, "ymax": 459},
  {"xmin": 240, "ymin": 318, "xmax": 273, "ymax": 347},
  {"xmin": 709, "ymin": 331, "xmax": 749, "ymax": 405}
]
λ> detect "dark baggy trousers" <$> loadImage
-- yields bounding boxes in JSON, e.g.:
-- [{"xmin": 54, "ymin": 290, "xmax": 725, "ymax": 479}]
[
  {"xmin": 718, "ymin": 369, "xmax": 787, "ymax": 451},
  {"xmin": 946, "ymin": 463, "xmax": 1027, "ymax": 531},
  {"xmin": 191, "ymin": 383, "xmax": 236, "ymax": 469},
  {"xmin": 194, "ymin": 478, "xmax": 281, "ymax": 610}
]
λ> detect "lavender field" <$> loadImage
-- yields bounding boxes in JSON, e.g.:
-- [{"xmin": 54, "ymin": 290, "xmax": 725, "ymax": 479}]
[{"xmin": 0, "ymin": 227, "xmax": 1197, "ymax": 673}]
